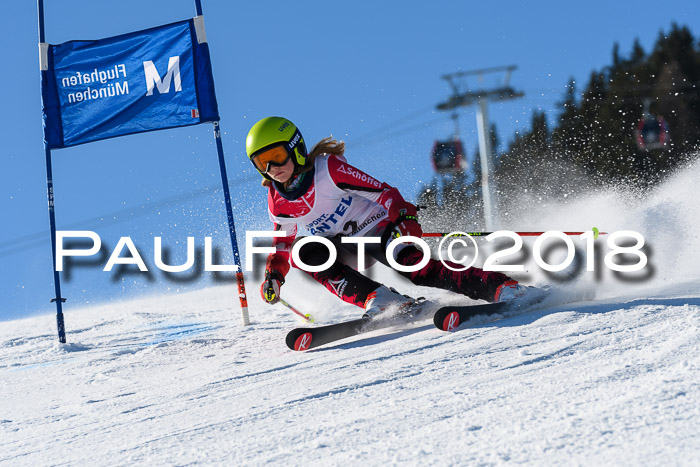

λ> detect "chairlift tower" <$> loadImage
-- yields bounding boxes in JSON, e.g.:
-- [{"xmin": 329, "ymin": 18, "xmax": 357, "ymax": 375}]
[{"xmin": 436, "ymin": 65, "xmax": 524, "ymax": 230}]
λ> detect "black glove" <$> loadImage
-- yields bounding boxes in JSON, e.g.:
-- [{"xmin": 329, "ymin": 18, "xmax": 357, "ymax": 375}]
[{"xmin": 260, "ymin": 271, "xmax": 284, "ymax": 305}]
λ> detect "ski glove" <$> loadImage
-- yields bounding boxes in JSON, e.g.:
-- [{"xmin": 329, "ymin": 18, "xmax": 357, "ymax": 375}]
[
  {"xmin": 260, "ymin": 271, "xmax": 284, "ymax": 305},
  {"xmin": 388, "ymin": 200, "xmax": 418, "ymax": 224},
  {"xmin": 387, "ymin": 201, "xmax": 423, "ymax": 240},
  {"xmin": 391, "ymin": 216, "xmax": 423, "ymax": 240}
]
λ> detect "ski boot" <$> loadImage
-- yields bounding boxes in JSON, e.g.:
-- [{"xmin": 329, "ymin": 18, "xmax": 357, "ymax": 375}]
[
  {"xmin": 362, "ymin": 285, "xmax": 423, "ymax": 320},
  {"xmin": 494, "ymin": 280, "xmax": 546, "ymax": 305}
]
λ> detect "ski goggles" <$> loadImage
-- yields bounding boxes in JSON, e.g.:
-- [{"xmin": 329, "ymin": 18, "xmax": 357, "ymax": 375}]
[{"xmin": 250, "ymin": 144, "xmax": 291, "ymax": 174}]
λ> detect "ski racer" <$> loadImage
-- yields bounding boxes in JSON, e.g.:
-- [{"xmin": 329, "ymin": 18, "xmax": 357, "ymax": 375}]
[{"xmin": 246, "ymin": 116, "xmax": 529, "ymax": 316}]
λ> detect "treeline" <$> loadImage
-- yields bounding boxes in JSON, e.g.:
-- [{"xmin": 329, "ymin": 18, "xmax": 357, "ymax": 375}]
[
  {"xmin": 418, "ymin": 24, "xmax": 699, "ymax": 230},
  {"xmin": 497, "ymin": 23, "xmax": 700, "ymax": 194}
]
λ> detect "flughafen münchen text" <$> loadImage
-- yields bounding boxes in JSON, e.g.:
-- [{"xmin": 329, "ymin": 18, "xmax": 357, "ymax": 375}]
[{"xmin": 60, "ymin": 64, "xmax": 129, "ymax": 103}]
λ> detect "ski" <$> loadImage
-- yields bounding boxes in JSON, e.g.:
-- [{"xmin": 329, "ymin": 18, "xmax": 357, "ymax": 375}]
[
  {"xmin": 432, "ymin": 301, "xmax": 515, "ymax": 331},
  {"xmin": 286, "ymin": 318, "xmax": 367, "ymax": 351},
  {"xmin": 286, "ymin": 290, "xmax": 551, "ymax": 350},
  {"xmin": 433, "ymin": 290, "xmax": 549, "ymax": 331},
  {"xmin": 285, "ymin": 305, "xmax": 432, "ymax": 351}
]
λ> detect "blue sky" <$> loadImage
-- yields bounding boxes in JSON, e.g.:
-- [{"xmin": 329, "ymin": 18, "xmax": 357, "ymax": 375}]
[{"xmin": 1, "ymin": 0, "xmax": 698, "ymax": 320}]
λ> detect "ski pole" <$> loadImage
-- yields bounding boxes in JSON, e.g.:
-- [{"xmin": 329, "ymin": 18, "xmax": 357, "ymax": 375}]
[
  {"xmin": 280, "ymin": 298, "xmax": 315, "ymax": 323},
  {"xmin": 422, "ymin": 227, "xmax": 605, "ymax": 239}
]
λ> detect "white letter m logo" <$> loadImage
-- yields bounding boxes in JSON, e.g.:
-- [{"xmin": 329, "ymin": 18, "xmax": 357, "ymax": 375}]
[{"xmin": 143, "ymin": 56, "xmax": 182, "ymax": 96}]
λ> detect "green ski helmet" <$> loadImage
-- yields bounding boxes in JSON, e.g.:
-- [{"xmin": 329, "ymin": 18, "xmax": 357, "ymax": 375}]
[{"xmin": 246, "ymin": 116, "xmax": 309, "ymax": 181}]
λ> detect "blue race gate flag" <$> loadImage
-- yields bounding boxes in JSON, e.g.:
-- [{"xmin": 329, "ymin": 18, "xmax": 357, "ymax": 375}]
[{"xmin": 41, "ymin": 19, "xmax": 218, "ymax": 148}]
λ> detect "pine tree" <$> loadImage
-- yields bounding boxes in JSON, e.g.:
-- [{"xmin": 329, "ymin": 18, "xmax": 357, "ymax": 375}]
[{"xmin": 503, "ymin": 23, "xmax": 700, "ymax": 190}]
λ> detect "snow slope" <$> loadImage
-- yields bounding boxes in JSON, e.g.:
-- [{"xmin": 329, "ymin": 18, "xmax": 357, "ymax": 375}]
[
  {"xmin": 2, "ymin": 162, "xmax": 700, "ymax": 465},
  {"xmin": 1, "ymin": 283, "xmax": 699, "ymax": 465}
]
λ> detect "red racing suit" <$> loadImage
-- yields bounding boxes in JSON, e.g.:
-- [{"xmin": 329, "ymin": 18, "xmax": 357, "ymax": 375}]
[
  {"xmin": 264, "ymin": 154, "xmax": 406, "ymax": 275},
  {"xmin": 263, "ymin": 153, "xmax": 509, "ymax": 307}
]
